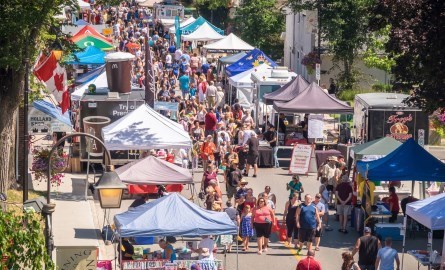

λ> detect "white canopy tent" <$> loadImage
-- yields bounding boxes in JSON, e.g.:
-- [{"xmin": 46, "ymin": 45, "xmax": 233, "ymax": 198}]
[
  {"xmin": 77, "ymin": 0, "xmax": 91, "ymax": 10},
  {"xmin": 402, "ymin": 193, "xmax": 445, "ymax": 269},
  {"xmin": 72, "ymin": 71, "xmax": 108, "ymax": 101},
  {"xmin": 203, "ymin": 33, "xmax": 254, "ymax": 52},
  {"xmin": 102, "ymin": 104, "xmax": 192, "ymax": 150},
  {"xmin": 169, "ymin": 17, "xmax": 196, "ymax": 33},
  {"xmin": 228, "ymin": 63, "xmax": 271, "ymax": 88},
  {"xmin": 182, "ymin": 22, "xmax": 225, "ymax": 42}
]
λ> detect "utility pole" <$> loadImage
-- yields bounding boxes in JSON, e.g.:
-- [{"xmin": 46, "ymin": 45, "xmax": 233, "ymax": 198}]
[
  {"xmin": 317, "ymin": 0, "xmax": 322, "ymax": 60},
  {"xmin": 23, "ymin": 41, "xmax": 30, "ymax": 203}
]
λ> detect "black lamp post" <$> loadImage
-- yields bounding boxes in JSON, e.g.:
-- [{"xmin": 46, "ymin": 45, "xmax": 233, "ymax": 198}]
[{"xmin": 45, "ymin": 132, "xmax": 125, "ymax": 258}]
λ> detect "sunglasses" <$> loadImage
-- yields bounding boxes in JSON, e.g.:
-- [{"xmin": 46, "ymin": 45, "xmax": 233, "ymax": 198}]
[{"xmin": 259, "ymin": 200, "xmax": 265, "ymax": 203}]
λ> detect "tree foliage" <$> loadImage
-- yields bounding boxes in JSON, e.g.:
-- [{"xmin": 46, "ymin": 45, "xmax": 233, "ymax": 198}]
[
  {"xmin": 363, "ymin": 25, "xmax": 395, "ymax": 73},
  {"xmin": 0, "ymin": 210, "xmax": 54, "ymax": 269},
  {"xmin": 370, "ymin": 0, "xmax": 445, "ymax": 112},
  {"xmin": 235, "ymin": 0, "xmax": 284, "ymax": 60},
  {"xmin": 288, "ymin": 0, "xmax": 373, "ymax": 90}
]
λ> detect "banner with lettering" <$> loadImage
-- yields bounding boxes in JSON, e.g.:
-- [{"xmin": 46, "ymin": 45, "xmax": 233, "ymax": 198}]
[
  {"xmin": 121, "ymin": 260, "xmax": 167, "ymax": 270},
  {"xmin": 289, "ymin": 144, "xmax": 314, "ymax": 175}
]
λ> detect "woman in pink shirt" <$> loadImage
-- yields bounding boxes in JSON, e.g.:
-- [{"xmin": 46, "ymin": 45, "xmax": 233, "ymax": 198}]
[{"xmin": 251, "ymin": 198, "xmax": 275, "ymax": 255}]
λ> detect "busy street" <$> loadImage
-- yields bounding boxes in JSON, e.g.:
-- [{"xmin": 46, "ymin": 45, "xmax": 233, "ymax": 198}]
[{"xmin": 1, "ymin": 0, "xmax": 444, "ymax": 270}]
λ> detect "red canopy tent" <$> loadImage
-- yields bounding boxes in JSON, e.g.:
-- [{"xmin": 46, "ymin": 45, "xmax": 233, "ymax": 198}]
[{"xmin": 71, "ymin": 25, "xmax": 112, "ymax": 42}]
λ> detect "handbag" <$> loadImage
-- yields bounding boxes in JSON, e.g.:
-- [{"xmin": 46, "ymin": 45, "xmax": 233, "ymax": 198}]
[{"xmin": 198, "ymin": 191, "xmax": 206, "ymax": 201}]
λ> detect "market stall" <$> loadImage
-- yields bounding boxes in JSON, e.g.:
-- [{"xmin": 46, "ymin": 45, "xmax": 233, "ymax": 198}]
[
  {"xmin": 263, "ymin": 75, "xmax": 309, "ymax": 105},
  {"xmin": 114, "ymin": 193, "xmax": 238, "ymax": 269},
  {"xmin": 115, "ymin": 155, "xmax": 193, "ymax": 194},
  {"xmin": 225, "ymin": 48, "xmax": 277, "ymax": 77},
  {"xmin": 181, "ymin": 22, "xmax": 225, "ymax": 42},
  {"xmin": 72, "ymin": 70, "xmax": 108, "ymax": 101},
  {"xmin": 102, "ymin": 104, "xmax": 192, "ymax": 150},
  {"xmin": 203, "ymin": 33, "xmax": 254, "ymax": 53},
  {"xmin": 404, "ymin": 193, "xmax": 445, "ymax": 269},
  {"xmin": 66, "ymin": 46, "xmax": 105, "ymax": 65},
  {"xmin": 179, "ymin": 16, "xmax": 224, "ymax": 35},
  {"xmin": 169, "ymin": 17, "xmax": 196, "ymax": 33},
  {"xmin": 75, "ymin": 65, "xmax": 105, "ymax": 85}
]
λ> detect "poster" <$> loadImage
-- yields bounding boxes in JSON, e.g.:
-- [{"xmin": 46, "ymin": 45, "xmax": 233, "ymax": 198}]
[
  {"xmin": 28, "ymin": 107, "xmax": 72, "ymax": 134},
  {"xmin": 55, "ymin": 246, "xmax": 97, "ymax": 270},
  {"xmin": 308, "ymin": 114, "xmax": 324, "ymax": 139},
  {"xmin": 122, "ymin": 260, "xmax": 166, "ymax": 270},
  {"xmin": 289, "ymin": 144, "xmax": 314, "ymax": 174}
]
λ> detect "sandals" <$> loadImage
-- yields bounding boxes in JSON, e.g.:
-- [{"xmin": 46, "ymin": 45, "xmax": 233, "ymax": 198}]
[
  {"xmin": 257, "ymin": 251, "xmax": 262, "ymax": 255},
  {"xmin": 315, "ymin": 247, "xmax": 320, "ymax": 251}
]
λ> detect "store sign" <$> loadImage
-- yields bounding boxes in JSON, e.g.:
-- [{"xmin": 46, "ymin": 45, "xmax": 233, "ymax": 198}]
[
  {"xmin": 56, "ymin": 247, "xmax": 97, "ymax": 270},
  {"xmin": 122, "ymin": 260, "xmax": 166, "ymax": 270},
  {"xmin": 386, "ymin": 111, "xmax": 413, "ymax": 141},
  {"xmin": 289, "ymin": 144, "xmax": 314, "ymax": 175},
  {"xmin": 28, "ymin": 107, "xmax": 71, "ymax": 134}
]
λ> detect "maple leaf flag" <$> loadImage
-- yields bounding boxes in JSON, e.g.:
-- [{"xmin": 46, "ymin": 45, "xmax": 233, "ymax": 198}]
[{"xmin": 33, "ymin": 51, "xmax": 67, "ymax": 103}]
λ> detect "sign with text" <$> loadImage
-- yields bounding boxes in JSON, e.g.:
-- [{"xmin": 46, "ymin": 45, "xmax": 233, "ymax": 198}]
[
  {"xmin": 28, "ymin": 107, "xmax": 72, "ymax": 134},
  {"xmin": 315, "ymin": 63, "xmax": 320, "ymax": 80},
  {"xmin": 122, "ymin": 260, "xmax": 167, "ymax": 270},
  {"xmin": 56, "ymin": 246, "xmax": 97, "ymax": 270},
  {"xmin": 308, "ymin": 114, "xmax": 323, "ymax": 139},
  {"xmin": 289, "ymin": 144, "xmax": 314, "ymax": 174}
]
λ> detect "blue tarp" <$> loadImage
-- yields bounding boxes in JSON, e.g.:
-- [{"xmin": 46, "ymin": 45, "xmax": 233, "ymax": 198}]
[
  {"xmin": 356, "ymin": 138, "xmax": 445, "ymax": 181},
  {"xmin": 67, "ymin": 46, "xmax": 105, "ymax": 65},
  {"xmin": 114, "ymin": 193, "xmax": 238, "ymax": 237},
  {"xmin": 32, "ymin": 100, "xmax": 72, "ymax": 127},
  {"xmin": 180, "ymin": 16, "xmax": 224, "ymax": 35},
  {"xmin": 225, "ymin": 48, "xmax": 277, "ymax": 77},
  {"xmin": 75, "ymin": 65, "xmax": 105, "ymax": 84}
]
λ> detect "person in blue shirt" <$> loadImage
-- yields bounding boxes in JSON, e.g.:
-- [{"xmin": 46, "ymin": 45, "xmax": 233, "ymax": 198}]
[
  {"xmin": 201, "ymin": 62, "xmax": 210, "ymax": 74},
  {"xmin": 179, "ymin": 72, "xmax": 190, "ymax": 99},
  {"xmin": 375, "ymin": 238, "xmax": 400, "ymax": 270},
  {"xmin": 159, "ymin": 239, "xmax": 177, "ymax": 263},
  {"xmin": 172, "ymin": 61, "xmax": 180, "ymax": 77},
  {"xmin": 189, "ymin": 82, "xmax": 197, "ymax": 98}
]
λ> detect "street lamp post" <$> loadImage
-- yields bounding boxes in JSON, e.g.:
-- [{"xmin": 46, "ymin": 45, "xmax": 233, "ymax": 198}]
[{"xmin": 44, "ymin": 132, "xmax": 122, "ymax": 258}]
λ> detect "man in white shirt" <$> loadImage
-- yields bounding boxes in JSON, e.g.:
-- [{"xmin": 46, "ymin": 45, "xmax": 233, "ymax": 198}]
[
  {"xmin": 206, "ymin": 81, "xmax": 218, "ymax": 108},
  {"xmin": 175, "ymin": 48, "xmax": 183, "ymax": 61}
]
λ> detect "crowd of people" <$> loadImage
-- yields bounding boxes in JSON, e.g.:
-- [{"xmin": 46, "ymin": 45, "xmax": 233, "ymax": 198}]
[{"xmin": 71, "ymin": 2, "xmax": 406, "ymax": 270}]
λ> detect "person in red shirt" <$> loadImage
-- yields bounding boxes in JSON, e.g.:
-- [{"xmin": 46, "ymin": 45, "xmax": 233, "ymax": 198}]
[
  {"xmin": 388, "ymin": 186, "xmax": 400, "ymax": 223},
  {"xmin": 296, "ymin": 250, "xmax": 322, "ymax": 270},
  {"xmin": 204, "ymin": 108, "xmax": 218, "ymax": 144}
]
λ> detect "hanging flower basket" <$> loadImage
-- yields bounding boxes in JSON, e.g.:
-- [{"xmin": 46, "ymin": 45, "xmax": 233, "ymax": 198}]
[
  {"xmin": 31, "ymin": 148, "xmax": 67, "ymax": 187},
  {"xmin": 301, "ymin": 51, "xmax": 321, "ymax": 75}
]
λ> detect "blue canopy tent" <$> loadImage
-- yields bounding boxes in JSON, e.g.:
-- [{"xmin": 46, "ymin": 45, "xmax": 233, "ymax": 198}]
[
  {"xmin": 356, "ymin": 138, "xmax": 445, "ymax": 181},
  {"xmin": 225, "ymin": 48, "xmax": 277, "ymax": 77},
  {"xmin": 180, "ymin": 16, "xmax": 224, "ymax": 35},
  {"xmin": 114, "ymin": 193, "xmax": 237, "ymax": 237},
  {"xmin": 75, "ymin": 65, "xmax": 105, "ymax": 85},
  {"xmin": 67, "ymin": 46, "xmax": 105, "ymax": 65},
  {"xmin": 32, "ymin": 100, "xmax": 72, "ymax": 127}
]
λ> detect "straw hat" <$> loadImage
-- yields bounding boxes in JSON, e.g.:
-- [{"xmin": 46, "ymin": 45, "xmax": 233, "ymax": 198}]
[
  {"xmin": 328, "ymin": 156, "xmax": 337, "ymax": 161},
  {"xmin": 201, "ymin": 248, "xmax": 211, "ymax": 257},
  {"xmin": 240, "ymin": 179, "xmax": 248, "ymax": 185}
]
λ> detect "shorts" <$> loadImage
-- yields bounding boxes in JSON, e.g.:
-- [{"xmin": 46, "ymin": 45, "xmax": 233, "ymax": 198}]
[
  {"xmin": 253, "ymin": 222, "xmax": 272, "ymax": 238},
  {"xmin": 226, "ymin": 183, "xmax": 237, "ymax": 199},
  {"xmin": 315, "ymin": 227, "xmax": 323, "ymax": 238},
  {"xmin": 337, "ymin": 204, "xmax": 352, "ymax": 216},
  {"xmin": 326, "ymin": 185, "xmax": 334, "ymax": 192},
  {"xmin": 298, "ymin": 228, "xmax": 315, "ymax": 243},
  {"xmin": 286, "ymin": 221, "xmax": 299, "ymax": 239},
  {"xmin": 247, "ymin": 154, "xmax": 259, "ymax": 165}
]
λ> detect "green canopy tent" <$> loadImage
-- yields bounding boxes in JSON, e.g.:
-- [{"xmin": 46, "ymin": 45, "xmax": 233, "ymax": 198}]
[
  {"xmin": 180, "ymin": 16, "xmax": 224, "ymax": 35},
  {"xmin": 351, "ymin": 137, "xmax": 402, "ymax": 161},
  {"xmin": 74, "ymin": 35, "xmax": 115, "ymax": 51}
]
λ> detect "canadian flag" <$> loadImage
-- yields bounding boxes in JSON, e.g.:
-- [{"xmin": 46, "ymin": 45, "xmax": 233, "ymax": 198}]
[{"xmin": 33, "ymin": 51, "xmax": 67, "ymax": 104}]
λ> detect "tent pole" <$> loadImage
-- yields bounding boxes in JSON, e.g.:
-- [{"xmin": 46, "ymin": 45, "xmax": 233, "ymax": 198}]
[
  {"xmin": 441, "ymin": 231, "xmax": 445, "ymax": 270},
  {"xmin": 401, "ymin": 216, "xmax": 407, "ymax": 270},
  {"xmin": 85, "ymin": 151, "xmax": 90, "ymax": 201}
]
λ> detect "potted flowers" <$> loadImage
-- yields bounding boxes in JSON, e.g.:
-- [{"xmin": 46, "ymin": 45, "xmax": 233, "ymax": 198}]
[
  {"xmin": 301, "ymin": 51, "xmax": 321, "ymax": 74},
  {"xmin": 31, "ymin": 148, "xmax": 67, "ymax": 186}
]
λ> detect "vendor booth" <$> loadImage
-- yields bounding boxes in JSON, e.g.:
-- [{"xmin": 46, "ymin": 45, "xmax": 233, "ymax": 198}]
[
  {"xmin": 67, "ymin": 46, "xmax": 105, "ymax": 65},
  {"xmin": 405, "ymin": 193, "xmax": 445, "ymax": 269},
  {"xmin": 75, "ymin": 65, "xmax": 105, "ymax": 85},
  {"xmin": 179, "ymin": 16, "xmax": 224, "ymax": 35},
  {"xmin": 169, "ymin": 16, "xmax": 196, "ymax": 33},
  {"xmin": 181, "ymin": 22, "xmax": 225, "ymax": 42},
  {"xmin": 71, "ymin": 25, "xmax": 112, "ymax": 42},
  {"xmin": 225, "ymin": 48, "xmax": 277, "ymax": 77},
  {"xmin": 73, "ymin": 34, "xmax": 114, "ymax": 51},
  {"xmin": 115, "ymin": 155, "xmax": 193, "ymax": 194},
  {"xmin": 263, "ymin": 75, "xmax": 309, "ymax": 105},
  {"xmin": 114, "ymin": 193, "xmax": 238, "ymax": 269},
  {"xmin": 203, "ymin": 33, "xmax": 254, "ymax": 53},
  {"xmin": 72, "ymin": 70, "xmax": 108, "ymax": 101},
  {"xmin": 351, "ymin": 137, "xmax": 402, "ymax": 161},
  {"xmin": 102, "ymin": 104, "xmax": 192, "ymax": 151}
]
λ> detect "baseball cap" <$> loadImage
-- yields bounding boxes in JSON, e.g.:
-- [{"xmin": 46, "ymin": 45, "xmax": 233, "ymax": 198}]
[{"xmin": 364, "ymin": 227, "xmax": 371, "ymax": 233}]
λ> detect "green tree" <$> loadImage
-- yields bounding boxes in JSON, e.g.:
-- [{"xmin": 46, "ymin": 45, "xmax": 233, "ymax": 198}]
[
  {"xmin": 235, "ymin": 0, "xmax": 284, "ymax": 60},
  {"xmin": 0, "ymin": 0, "xmax": 77, "ymax": 196},
  {"xmin": 0, "ymin": 210, "xmax": 54, "ymax": 269},
  {"xmin": 288, "ymin": 0, "xmax": 373, "ymax": 90},
  {"xmin": 370, "ymin": 0, "xmax": 445, "ymax": 112},
  {"xmin": 363, "ymin": 25, "xmax": 395, "ymax": 73}
]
